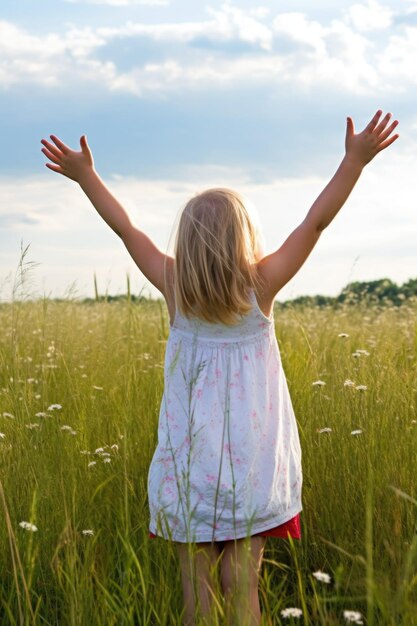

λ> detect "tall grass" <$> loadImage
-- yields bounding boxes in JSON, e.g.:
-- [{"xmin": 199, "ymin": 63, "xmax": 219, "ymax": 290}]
[{"xmin": 0, "ymin": 288, "xmax": 416, "ymax": 625}]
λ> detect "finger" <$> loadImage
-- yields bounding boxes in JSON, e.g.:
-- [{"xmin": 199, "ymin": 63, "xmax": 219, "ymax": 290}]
[
  {"xmin": 80, "ymin": 135, "xmax": 90, "ymax": 154},
  {"xmin": 41, "ymin": 147, "xmax": 61, "ymax": 165},
  {"xmin": 376, "ymin": 133, "xmax": 399, "ymax": 153},
  {"xmin": 365, "ymin": 109, "xmax": 383, "ymax": 133},
  {"xmin": 378, "ymin": 119, "xmax": 399, "ymax": 143},
  {"xmin": 45, "ymin": 163, "xmax": 65, "ymax": 174},
  {"xmin": 40, "ymin": 139, "xmax": 62, "ymax": 159},
  {"xmin": 374, "ymin": 112, "xmax": 392, "ymax": 136},
  {"xmin": 346, "ymin": 116, "xmax": 355, "ymax": 137},
  {"xmin": 50, "ymin": 134, "xmax": 70, "ymax": 154}
]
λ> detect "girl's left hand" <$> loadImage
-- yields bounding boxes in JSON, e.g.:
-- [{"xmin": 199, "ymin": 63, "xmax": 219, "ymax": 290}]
[
  {"xmin": 40, "ymin": 135, "xmax": 94, "ymax": 182},
  {"xmin": 345, "ymin": 110, "xmax": 399, "ymax": 167}
]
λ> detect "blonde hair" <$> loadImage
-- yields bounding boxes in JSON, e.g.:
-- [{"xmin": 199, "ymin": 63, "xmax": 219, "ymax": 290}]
[{"xmin": 173, "ymin": 188, "xmax": 265, "ymax": 325}]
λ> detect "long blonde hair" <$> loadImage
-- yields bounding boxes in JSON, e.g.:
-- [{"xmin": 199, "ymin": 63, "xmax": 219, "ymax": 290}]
[{"xmin": 173, "ymin": 188, "xmax": 265, "ymax": 325}]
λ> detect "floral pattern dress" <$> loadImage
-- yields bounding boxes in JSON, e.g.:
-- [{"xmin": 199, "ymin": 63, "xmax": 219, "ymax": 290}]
[{"xmin": 147, "ymin": 289, "xmax": 303, "ymax": 543}]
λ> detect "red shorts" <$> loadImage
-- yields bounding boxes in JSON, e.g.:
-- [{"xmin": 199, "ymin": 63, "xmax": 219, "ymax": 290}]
[{"xmin": 149, "ymin": 513, "xmax": 301, "ymax": 541}]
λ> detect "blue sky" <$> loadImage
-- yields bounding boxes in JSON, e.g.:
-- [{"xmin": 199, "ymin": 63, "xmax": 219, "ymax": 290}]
[{"xmin": 1, "ymin": 0, "xmax": 416, "ymax": 301}]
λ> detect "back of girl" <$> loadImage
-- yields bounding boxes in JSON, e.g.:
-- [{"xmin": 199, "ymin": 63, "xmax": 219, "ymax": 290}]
[{"xmin": 41, "ymin": 109, "xmax": 399, "ymax": 626}]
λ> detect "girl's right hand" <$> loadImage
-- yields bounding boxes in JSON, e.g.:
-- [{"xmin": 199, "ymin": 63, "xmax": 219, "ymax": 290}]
[
  {"xmin": 345, "ymin": 110, "xmax": 399, "ymax": 168},
  {"xmin": 40, "ymin": 135, "xmax": 94, "ymax": 182}
]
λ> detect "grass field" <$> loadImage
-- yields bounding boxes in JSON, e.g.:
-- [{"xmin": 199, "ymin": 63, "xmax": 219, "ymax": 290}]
[{"xmin": 0, "ymin": 292, "xmax": 416, "ymax": 625}]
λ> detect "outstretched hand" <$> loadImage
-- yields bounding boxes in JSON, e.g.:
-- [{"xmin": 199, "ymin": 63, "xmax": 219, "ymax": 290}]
[
  {"xmin": 345, "ymin": 110, "xmax": 399, "ymax": 167},
  {"xmin": 41, "ymin": 135, "xmax": 94, "ymax": 182}
]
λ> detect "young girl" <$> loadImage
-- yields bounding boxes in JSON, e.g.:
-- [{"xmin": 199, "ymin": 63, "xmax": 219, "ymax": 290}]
[{"xmin": 41, "ymin": 110, "xmax": 398, "ymax": 625}]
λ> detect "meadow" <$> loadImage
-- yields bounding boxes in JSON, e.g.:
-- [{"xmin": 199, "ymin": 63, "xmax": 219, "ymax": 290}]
[{"xmin": 0, "ymin": 289, "xmax": 416, "ymax": 625}]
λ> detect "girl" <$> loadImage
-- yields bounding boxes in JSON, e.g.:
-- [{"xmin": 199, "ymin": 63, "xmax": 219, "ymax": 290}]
[{"xmin": 41, "ymin": 110, "xmax": 399, "ymax": 625}]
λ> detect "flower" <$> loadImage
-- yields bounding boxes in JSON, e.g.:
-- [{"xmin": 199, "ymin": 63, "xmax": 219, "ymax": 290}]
[
  {"xmin": 2, "ymin": 412, "xmax": 15, "ymax": 419},
  {"xmin": 26, "ymin": 423, "xmax": 40, "ymax": 429},
  {"xmin": 35, "ymin": 412, "xmax": 48, "ymax": 418},
  {"xmin": 47, "ymin": 404, "xmax": 62, "ymax": 411},
  {"xmin": 281, "ymin": 607, "xmax": 302, "ymax": 619},
  {"xmin": 88, "ymin": 461, "xmax": 97, "ymax": 468},
  {"xmin": 95, "ymin": 447, "xmax": 105, "ymax": 455},
  {"xmin": 318, "ymin": 427, "xmax": 332, "ymax": 434},
  {"xmin": 110, "ymin": 444, "xmax": 119, "ymax": 451},
  {"xmin": 344, "ymin": 379, "xmax": 355, "ymax": 387},
  {"xmin": 343, "ymin": 610, "xmax": 364, "ymax": 624},
  {"xmin": 312, "ymin": 380, "xmax": 326, "ymax": 386},
  {"xmin": 338, "ymin": 333, "xmax": 349, "ymax": 338},
  {"xmin": 312, "ymin": 570, "xmax": 331, "ymax": 584},
  {"xmin": 92, "ymin": 386, "xmax": 103, "ymax": 390},
  {"xmin": 355, "ymin": 349, "xmax": 370, "ymax": 356},
  {"xmin": 351, "ymin": 430, "xmax": 363, "ymax": 436},
  {"xmin": 0, "ymin": 432, "xmax": 5, "ymax": 439},
  {"xmin": 19, "ymin": 521, "xmax": 38, "ymax": 532},
  {"xmin": 103, "ymin": 457, "xmax": 111, "ymax": 463},
  {"xmin": 82, "ymin": 529, "xmax": 94, "ymax": 536},
  {"xmin": 355, "ymin": 385, "xmax": 367, "ymax": 391}
]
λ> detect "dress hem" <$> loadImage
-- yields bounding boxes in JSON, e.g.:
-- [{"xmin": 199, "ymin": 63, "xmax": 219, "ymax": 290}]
[{"xmin": 149, "ymin": 504, "xmax": 302, "ymax": 543}]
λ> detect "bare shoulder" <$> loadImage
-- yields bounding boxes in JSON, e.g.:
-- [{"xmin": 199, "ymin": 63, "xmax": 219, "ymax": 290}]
[{"xmin": 253, "ymin": 264, "xmax": 275, "ymax": 319}]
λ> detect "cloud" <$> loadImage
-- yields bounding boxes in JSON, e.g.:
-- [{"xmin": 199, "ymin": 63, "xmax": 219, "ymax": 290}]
[{"xmin": 0, "ymin": 3, "xmax": 417, "ymax": 97}]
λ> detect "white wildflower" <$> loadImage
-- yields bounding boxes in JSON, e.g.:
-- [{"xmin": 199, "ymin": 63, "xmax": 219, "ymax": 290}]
[
  {"xmin": 343, "ymin": 610, "xmax": 364, "ymax": 624},
  {"xmin": 27, "ymin": 378, "xmax": 36, "ymax": 384},
  {"xmin": 35, "ymin": 412, "xmax": 48, "ymax": 418},
  {"xmin": 61, "ymin": 425, "xmax": 73, "ymax": 431},
  {"xmin": 355, "ymin": 385, "xmax": 368, "ymax": 391},
  {"xmin": 26, "ymin": 423, "xmax": 40, "ymax": 429},
  {"xmin": 312, "ymin": 380, "xmax": 326, "ymax": 386},
  {"xmin": 281, "ymin": 607, "xmax": 302, "ymax": 619},
  {"xmin": 48, "ymin": 404, "xmax": 62, "ymax": 411},
  {"xmin": 338, "ymin": 333, "xmax": 349, "ymax": 338},
  {"xmin": 88, "ymin": 461, "xmax": 97, "ymax": 468},
  {"xmin": 100, "ymin": 452, "xmax": 111, "ymax": 457},
  {"xmin": 0, "ymin": 432, "xmax": 5, "ymax": 439},
  {"xmin": 344, "ymin": 379, "xmax": 355, "ymax": 387},
  {"xmin": 19, "ymin": 521, "xmax": 38, "ymax": 532},
  {"xmin": 355, "ymin": 349, "xmax": 370, "ymax": 356},
  {"xmin": 34, "ymin": 394, "xmax": 41, "ymax": 400},
  {"xmin": 351, "ymin": 430, "xmax": 363, "ymax": 436},
  {"xmin": 81, "ymin": 374, "xmax": 88, "ymax": 378},
  {"xmin": 92, "ymin": 385, "xmax": 103, "ymax": 390},
  {"xmin": 318, "ymin": 427, "xmax": 332, "ymax": 434},
  {"xmin": 2, "ymin": 412, "xmax": 15, "ymax": 419},
  {"xmin": 82, "ymin": 529, "xmax": 94, "ymax": 536},
  {"xmin": 95, "ymin": 447, "xmax": 105, "ymax": 455},
  {"xmin": 103, "ymin": 457, "xmax": 111, "ymax": 463},
  {"xmin": 110, "ymin": 444, "xmax": 119, "ymax": 451},
  {"xmin": 352, "ymin": 352, "xmax": 361, "ymax": 358},
  {"xmin": 312, "ymin": 570, "xmax": 331, "ymax": 584},
  {"xmin": 80, "ymin": 450, "xmax": 91, "ymax": 455}
]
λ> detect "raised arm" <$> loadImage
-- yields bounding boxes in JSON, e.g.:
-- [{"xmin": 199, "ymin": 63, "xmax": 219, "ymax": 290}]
[
  {"xmin": 40, "ymin": 134, "xmax": 171, "ymax": 294},
  {"xmin": 257, "ymin": 110, "xmax": 399, "ymax": 299}
]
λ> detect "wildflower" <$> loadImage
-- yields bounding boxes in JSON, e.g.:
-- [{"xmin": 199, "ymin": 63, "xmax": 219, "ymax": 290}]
[
  {"xmin": 110, "ymin": 444, "xmax": 119, "ymax": 451},
  {"xmin": 19, "ymin": 521, "xmax": 38, "ymax": 532},
  {"xmin": 80, "ymin": 450, "xmax": 91, "ymax": 455},
  {"xmin": 2, "ymin": 412, "xmax": 15, "ymax": 419},
  {"xmin": 95, "ymin": 447, "xmax": 105, "ymax": 454},
  {"xmin": 355, "ymin": 385, "xmax": 367, "ymax": 391},
  {"xmin": 338, "ymin": 333, "xmax": 349, "ymax": 338},
  {"xmin": 352, "ymin": 352, "xmax": 361, "ymax": 358},
  {"xmin": 88, "ymin": 461, "xmax": 97, "ymax": 468},
  {"xmin": 312, "ymin": 570, "xmax": 331, "ymax": 584},
  {"xmin": 0, "ymin": 432, "xmax": 5, "ymax": 439},
  {"xmin": 318, "ymin": 427, "xmax": 332, "ymax": 434},
  {"xmin": 343, "ymin": 610, "xmax": 364, "ymax": 624},
  {"xmin": 48, "ymin": 404, "xmax": 62, "ymax": 411},
  {"xmin": 35, "ymin": 412, "xmax": 48, "ymax": 418},
  {"xmin": 312, "ymin": 380, "xmax": 326, "ymax": 386},
  {"xmin": 351, "ymin": 430, "xmax": 363, "ymax": 436},
  {"xmin": 82, "ymin": 529, "xmax": 94, "ymax": 536},
  {"xmin": 81, "ymin": 374, "xmax": 88, "ymax": 378},
  {"xmin": 344, "ymin": 379, "xmax": 355, "ymax": 387},
  {"xmin": 355, "ymin": 349, "xmax": 370, "ymax": 356},
  {"xmin": 281, "ymin": 607, "xmax": 302, "ymax": 619},
  {"xmin": 92, "ymin": 385, "xmax": 103, "ymax": 390},
  {"xmin": 103, "ymin": 457, "xmax": 111, "ymax": 463},
  {"xmin": 61, "ymin": 425, "xmax": 72, "ymax": 431},
  {"xmin": 27, "ymin": 378, "xmax": 36, "ymax": 384},
  {"xmin": 34, "ymin": 394, "xmax": 41, "ymax": 400},
  {"xmin": 26, "ymin": 423, "xmax": 40, "ymax": 429}
]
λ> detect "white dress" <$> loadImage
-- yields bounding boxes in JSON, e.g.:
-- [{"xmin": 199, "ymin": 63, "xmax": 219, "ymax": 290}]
[{"xmin": 147, "ymin": 289, "xmax": 303, "ymax": 543}]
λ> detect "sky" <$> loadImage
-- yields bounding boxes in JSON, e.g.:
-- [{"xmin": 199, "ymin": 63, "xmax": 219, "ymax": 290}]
[{"xmin": 1, "ymin": 0, "xmax": 416, "ymax": 302}]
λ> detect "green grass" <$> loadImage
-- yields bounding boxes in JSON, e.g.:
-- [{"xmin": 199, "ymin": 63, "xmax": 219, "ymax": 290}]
[{"xmin": 0, "ymin": 294, "xmax": 416, "ymax": 625}]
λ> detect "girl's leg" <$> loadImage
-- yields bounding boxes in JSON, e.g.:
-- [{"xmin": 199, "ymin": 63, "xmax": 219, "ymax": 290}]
[
  {"xmin": 220, "ymin": 536, "xmax": 266, "ymax": 626},
  {"xmin": 176, "ymin": 541, "xmax": 222, "ymax": 626}
]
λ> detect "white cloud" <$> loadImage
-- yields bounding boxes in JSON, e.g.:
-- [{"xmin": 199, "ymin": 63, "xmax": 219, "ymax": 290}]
[
  {"xmin": 347, "ymin": 0, "xmax": 393, "ymax": 32},
  {"xmin": 0, "ymin": 3, "xmax": 417, "ymax": 96}
]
